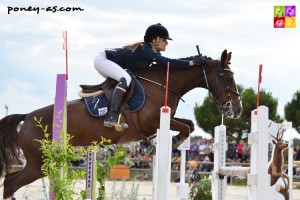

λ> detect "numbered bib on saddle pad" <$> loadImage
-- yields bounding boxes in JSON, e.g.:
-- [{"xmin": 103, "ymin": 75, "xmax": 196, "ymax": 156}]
[{"xmin": 84, "ymin": 93, "xmax": 109, "ymax": 117}]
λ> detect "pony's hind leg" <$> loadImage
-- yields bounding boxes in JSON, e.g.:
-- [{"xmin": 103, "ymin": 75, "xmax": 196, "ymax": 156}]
[
  {"xmin": 3, "ymin": 165, "xmax": 43, "ymax": 199},
  {"xmin": 4, "ymin": 170, "xmax": 20, "ymax": 179}
]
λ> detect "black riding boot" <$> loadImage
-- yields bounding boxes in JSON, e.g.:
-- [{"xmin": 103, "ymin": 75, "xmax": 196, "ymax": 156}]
[{"xmin": 104, "ymin": 77, "xmax": 128, "ymax": 130}]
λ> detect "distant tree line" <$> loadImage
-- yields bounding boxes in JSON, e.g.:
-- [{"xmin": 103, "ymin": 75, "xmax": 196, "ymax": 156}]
[{"xmin": 194, "ymin": 85, "xmax": 299, "ymax": 143}]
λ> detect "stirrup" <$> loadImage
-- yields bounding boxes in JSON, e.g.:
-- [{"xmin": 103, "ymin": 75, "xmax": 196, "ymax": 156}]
[
  {"xmin": 114, "ymin": 122, "xmax": 129, "ymax": 132},
  {"xmin": 104, "ymin": 114, "xmax": 128, "ymax": 131}
]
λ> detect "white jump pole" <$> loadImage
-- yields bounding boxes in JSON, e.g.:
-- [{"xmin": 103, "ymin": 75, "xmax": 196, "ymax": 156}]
[
  {"xmin": 247, "ymin": 106, "xmax": 270, "ymax": 200},
  {"xmin": 153, "ymin": 106, "xmax": 172, "ymax": 200}
]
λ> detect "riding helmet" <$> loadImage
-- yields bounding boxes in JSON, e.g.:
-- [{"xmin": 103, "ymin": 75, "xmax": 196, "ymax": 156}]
[{"xmin": 144, "ymin": 23, "xmax": 173, "ymax": 43}]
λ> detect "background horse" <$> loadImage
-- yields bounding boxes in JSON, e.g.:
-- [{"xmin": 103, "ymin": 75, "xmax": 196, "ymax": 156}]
[{"xmin": 0, "ymin": 49, "xmax": 242, "ymax": 198}]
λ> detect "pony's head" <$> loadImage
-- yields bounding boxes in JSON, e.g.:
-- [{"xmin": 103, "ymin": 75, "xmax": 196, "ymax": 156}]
[{"xmin": 205, "ymin": 49, "xmax": 242, "ymax": 118}]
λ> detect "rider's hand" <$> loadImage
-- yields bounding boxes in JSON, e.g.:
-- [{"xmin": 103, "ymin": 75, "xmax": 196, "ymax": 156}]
[{"xmin": 194, "ymin": 56, "xmax": 207, "ymax": 66}]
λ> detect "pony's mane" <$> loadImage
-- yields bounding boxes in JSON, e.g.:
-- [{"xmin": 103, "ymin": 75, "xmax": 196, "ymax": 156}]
[{"xmin": 177, "ymin": 54, "xmax": 213, "ymax": 61}]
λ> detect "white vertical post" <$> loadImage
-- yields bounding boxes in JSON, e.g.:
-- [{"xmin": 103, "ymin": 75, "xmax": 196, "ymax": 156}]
[
  {"xmin": 176, "ymin": 138, "xmax": 189, "ymax": 200},
  {"xmin": 247, "ymin": 106, "xmax": 270, "ymax": 200},
  {"xmin": 180, "ymin": 149, "xmax": 186, "ymax": 183},
  {"xmin": 256, "ymin": 106, "xmax": 270, "ymax": 200},
  {"xmin": 86, "ymin": 149, "xmax": 97, "ymax": 200},
  {"xmin": 286, "ymin": 122, "xmax": 293, "ymax": 200},
  {"xmin": 212, "ymin": 125, "xmax": 227, "ymax": 200},
  {"xmin": 247, "ymin": 108, "xmax": 257, "ymax": 200},
  {"xmin": 153, "ymin": 106, "xmax": 172, "ymax": 200}
]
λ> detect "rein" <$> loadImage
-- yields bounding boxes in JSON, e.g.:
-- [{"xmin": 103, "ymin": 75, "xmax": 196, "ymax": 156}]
[
  {"xmin": 134, "ymin": 74, "xmax": 185, "ymax": 102},
  {"xmin": 201, "ymin": 61, "xmax": 241, "ymax": 114}
]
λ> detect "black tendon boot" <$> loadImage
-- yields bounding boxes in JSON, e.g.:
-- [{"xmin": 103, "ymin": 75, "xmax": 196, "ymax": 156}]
[{"xmin": 104, "ymin": 77, "xmax": 129, "ymax": 131}]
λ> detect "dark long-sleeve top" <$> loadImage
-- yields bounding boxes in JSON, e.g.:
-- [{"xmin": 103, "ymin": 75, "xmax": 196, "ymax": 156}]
[{"xmin": 105, "ymin": 43, "xmax": 189, "ymax": 70}]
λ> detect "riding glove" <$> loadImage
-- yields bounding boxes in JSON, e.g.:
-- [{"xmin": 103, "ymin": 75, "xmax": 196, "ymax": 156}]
[{"xmin": 194, "ymin": 56, "xmax": 207, "ymax": 66}]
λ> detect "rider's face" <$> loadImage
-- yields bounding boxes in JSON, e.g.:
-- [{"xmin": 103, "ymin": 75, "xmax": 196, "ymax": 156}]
[{"xmin": 152, "ymin": 37, "xmax": 168, "ymax": 52}]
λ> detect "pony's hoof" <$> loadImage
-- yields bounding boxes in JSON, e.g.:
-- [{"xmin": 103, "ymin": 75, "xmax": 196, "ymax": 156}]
[
  {"xmin": 172, "ymin": 139, "xmax": 183, "ymax": 150},
  {"xmin": 145, "ymin": 145, "xmax": 156, "ymax": 156}
]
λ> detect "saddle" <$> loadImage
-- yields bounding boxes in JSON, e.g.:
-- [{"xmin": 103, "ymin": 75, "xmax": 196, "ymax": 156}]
[{"xmin": 78, "ymin": 76, "xmax": 145, "ymax": 117}]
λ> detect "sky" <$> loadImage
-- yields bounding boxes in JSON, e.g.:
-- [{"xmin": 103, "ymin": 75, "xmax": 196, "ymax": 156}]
[{"xmin": 1, "ymin": 0, "xmax": 299, "ymax": 139}]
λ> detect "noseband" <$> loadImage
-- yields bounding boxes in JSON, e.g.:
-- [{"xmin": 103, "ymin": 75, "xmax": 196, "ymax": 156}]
[{"xmin": 201, "ymin": 61, "xmax": 241, "ymax": 116}]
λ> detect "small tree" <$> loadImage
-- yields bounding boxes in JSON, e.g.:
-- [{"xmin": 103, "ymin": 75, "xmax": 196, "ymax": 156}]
[
  {"xmin": 35, "ymin": 117, "xmax": 89, "ymax": 199},
  {"xmin": 35, "ymin": 117, "xmax": 111, "ymax": 200},
  {"xmin": 284, "ymin": 90, "xmax": 300, "ymax": 133},
  {"xmin": 189, "ymin": 177, "xmax": 212, "ymax": 200},
  {"xmin": 194, "ymin": 85, "xmax": 283, "ymax": 143}
]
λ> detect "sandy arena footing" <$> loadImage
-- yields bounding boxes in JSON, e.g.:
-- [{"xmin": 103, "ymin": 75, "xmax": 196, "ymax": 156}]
[{"xmin": 0, "ymin": 178, "xmax": 300, "ymax": 200}]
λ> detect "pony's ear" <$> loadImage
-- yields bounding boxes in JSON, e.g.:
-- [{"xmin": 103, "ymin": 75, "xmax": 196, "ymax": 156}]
[
  {"xmin": 221, "ymin": 49, "xmax": 228, "ymax": 64},
  {"xmin": 227, "ymin": 52, "xmax": 232, "ymax": 63}
]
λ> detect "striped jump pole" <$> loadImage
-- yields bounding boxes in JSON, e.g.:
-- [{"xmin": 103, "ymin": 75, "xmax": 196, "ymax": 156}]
[{"xmin": 86, "ymin": 149, "xmax": 97, "ymax": 200}]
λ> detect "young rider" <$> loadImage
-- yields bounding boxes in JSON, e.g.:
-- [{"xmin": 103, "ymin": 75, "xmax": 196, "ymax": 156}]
[{"xmin": 94, "ymin": 23, "xmax": 206, "ymax": 130}]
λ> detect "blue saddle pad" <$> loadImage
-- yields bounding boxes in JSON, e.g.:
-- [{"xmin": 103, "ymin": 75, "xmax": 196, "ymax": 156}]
[
  {"xmin": 127, "ymin": 76, "xmax": 145, "ymax": 112},
  {"xmin": 84, "ymin": 92, "xmax": 108, "ymax": 117},
  {"xmin": 83, "ymin": 77, "xmax": 145, "ymax": 117}
]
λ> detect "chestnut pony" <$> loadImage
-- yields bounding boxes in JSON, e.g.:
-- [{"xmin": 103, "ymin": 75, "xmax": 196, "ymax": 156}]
[{"xmin": 0, "ymin": 49, "xmax": 242, "ymax": 198}]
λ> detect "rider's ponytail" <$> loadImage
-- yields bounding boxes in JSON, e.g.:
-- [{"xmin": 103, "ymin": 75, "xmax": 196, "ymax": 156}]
[{"xmin": 122, "ymin": 41, "xmax": 144, "ymax": 52}]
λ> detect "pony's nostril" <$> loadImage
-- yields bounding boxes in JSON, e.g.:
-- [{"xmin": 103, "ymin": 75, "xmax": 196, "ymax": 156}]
[
  {"xmin": 238, "ymin": 107, "xmax": 241, "ymax": 114},
  {"xmin": 236, "ymin": 105, "xmax": 243, "ymax": 117}
]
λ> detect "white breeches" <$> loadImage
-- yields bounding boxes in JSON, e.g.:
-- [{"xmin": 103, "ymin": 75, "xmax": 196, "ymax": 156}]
[{"xmin": 94, "ymin": 52, "xmax": 131, "ymax": 87}]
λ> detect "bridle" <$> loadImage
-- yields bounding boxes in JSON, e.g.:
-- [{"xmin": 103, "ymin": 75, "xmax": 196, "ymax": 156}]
[{"xmin": 201, "ymin": 60, "xmax": 241, "ymax": 116}]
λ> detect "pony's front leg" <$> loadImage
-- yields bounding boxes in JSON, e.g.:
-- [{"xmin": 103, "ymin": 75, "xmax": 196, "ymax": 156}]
[
  {"xmin": 170, "ymin": 118, "xmax": 193, "ymax": 149},
  {"xmin": 172, "ymin": 117, "xmax": 195, "ymax": 133},
  {"xmin": 145, "ymin": 118, "xmax": 193, "ymax": 156}
]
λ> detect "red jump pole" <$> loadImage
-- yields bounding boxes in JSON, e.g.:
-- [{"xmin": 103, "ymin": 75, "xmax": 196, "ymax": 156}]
[
  {"xmin": 254, "ymin": 64, "xmax": 263, "ymax": 115},
  {"xmin": 162, "ymin": 62, "xmax": 170, "ymax": 113},
  {"xmin": 256, "ymin": 64, "xmax": 263, "ymax": 109}
]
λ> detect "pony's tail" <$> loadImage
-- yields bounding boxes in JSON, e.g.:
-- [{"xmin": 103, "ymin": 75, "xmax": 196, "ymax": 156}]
[{"xmin": 0, "ymin": 114, "xmax": 26, "ymax": 176}]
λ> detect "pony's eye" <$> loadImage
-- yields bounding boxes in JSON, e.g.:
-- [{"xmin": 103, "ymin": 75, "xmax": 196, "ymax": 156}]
[{"xmin": 227, "ymin": 78, "xmax": 233, "ymax": 82}]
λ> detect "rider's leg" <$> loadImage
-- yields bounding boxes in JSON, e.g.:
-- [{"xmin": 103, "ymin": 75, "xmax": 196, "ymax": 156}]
[
  {"xmin": 104, "ymin": 77, "xmax": 128, "ymax": 128},
  {"xmin": 94, "ymin": 52, "xmax": 131, "ymax": 129},
  {"xmin": 94, "ymin": 52, "xmax": 131, "ymax": 85}
]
